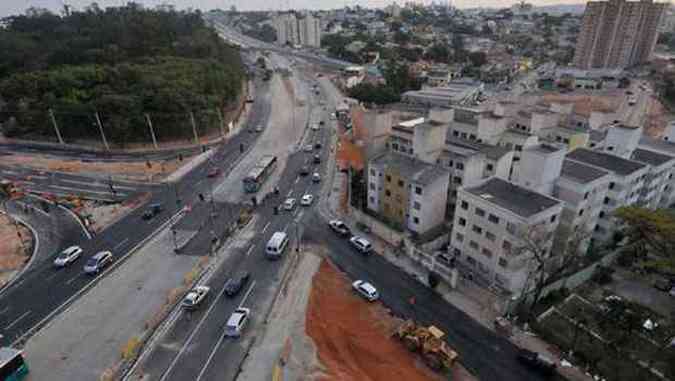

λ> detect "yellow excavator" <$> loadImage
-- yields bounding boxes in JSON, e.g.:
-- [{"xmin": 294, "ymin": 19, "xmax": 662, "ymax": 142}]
[{"xmin": 393, "ymin": 320, "xmax": 459, "ymax": 372}]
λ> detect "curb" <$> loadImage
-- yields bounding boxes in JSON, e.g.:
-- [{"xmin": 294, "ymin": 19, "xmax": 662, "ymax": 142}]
[{"xmin": 0, "ymin": 209, "xmax": 38, "ymax": 297}]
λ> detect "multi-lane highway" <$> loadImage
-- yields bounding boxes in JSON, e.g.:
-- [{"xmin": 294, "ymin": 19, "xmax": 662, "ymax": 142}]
[{"xmin": 0, "ymin": 77, "xmax": 273, "ymax": 347}]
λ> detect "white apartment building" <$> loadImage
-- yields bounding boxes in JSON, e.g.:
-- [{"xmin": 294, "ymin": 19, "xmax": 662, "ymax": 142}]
[
  {"xmin": 273, "ymin": 12, "xmax": 321, "ymax": 48},
  {"xmin": 298, "ymin": 13, "xmax": 321, "ymax": 48},
  {"xmin": 630, "ymin": 148, "xmax": 675, "ymax": 209},
  {"xmin": 368, "ymin": 152, "xmax": 449, "ymax": 235},
  {"xmin": 638, "ymin": 133, "xmax": 675, "ymax": 208},
  {"xmin": 566, "ymin": 148, "xmax": 649, "ymax": 242},
  {"xmin": 452, "ymin": 178, "xmax": 563, "ymax": 294},
  {"xmin": 553, "ymin": 159, "xmax": 611, "ymax": 255}
]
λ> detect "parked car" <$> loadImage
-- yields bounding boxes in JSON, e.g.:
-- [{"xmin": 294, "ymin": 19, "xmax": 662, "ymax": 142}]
[
  {"xmin": 283, "ymin": 198, "xmax": 296, "ymax": 211},
  {"xmin": 182, "ymin": 285, "xmax": 210, "ymax": 309},
  {"xmin": 352, "ymin": 280, "xmax": 379, "ymax": 301},
  {"xmin": 654, "ymin": 278, "xmax": 673, "ymax": 292},
  {"xmin": 319, "ymin": 120, "xmax": 325, "ymax": 126},
  {"xmin": 312, "ymin": 172, "xmax": 321, "ymax": 183},
  {"xmin": 301, "ymin": 194, "xmax": 314, "ymax": 206},
  {"xmin": 349, "ymin": 236, "xmax": 372, "ymax": 254},
  {"xmin": 142, "ymin": 203, "xmax": 162, "ymax": 220},
  {"xmin": 225, "ymin": 307, "xmax": 250, "ymax": 337},
  {"xmin": 313, "ymin": 154, "xmax": 321, "ymax": 164},
  {"xmin": 517, "ymin": 349, "xmax": 556, "ymax": 376},
  {"xmin": 53, "ymin": 246, "xmax": 83, "ymax": 267},
  {"xmin": 311, "ymin": 124, "xmax": 320, "ymax": 131},
  {"xmin": 224, "ymin": 272, "xmax": 251, "ymax": 297},
  {"xmin": 84, "ymin": 251, "xmax": 113, "ymax": 274},
  {"xmin": 328, "ymin": 220, "xmax": 351, "ymax": 236},
  {"xmin": 299, "ymin": 166, "xmax": 310, "ymax": 176},
  {"xmin": 255, "ymin": 125, "xmax": 264, "ymax": 133},
  {"xmin": 303, "ymin": 144, "xmax": 313, "ymax": 152}
]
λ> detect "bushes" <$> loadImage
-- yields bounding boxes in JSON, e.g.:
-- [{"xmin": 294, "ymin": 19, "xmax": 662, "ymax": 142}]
[{"xmin": 591, "ymin": 265, "xmax": 614, "ymax": 285}]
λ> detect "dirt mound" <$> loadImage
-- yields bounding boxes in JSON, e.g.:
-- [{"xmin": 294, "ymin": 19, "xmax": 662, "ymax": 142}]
[{"xmin": 305, "ymin": 260, "xmax": 442, "ymax": 381}]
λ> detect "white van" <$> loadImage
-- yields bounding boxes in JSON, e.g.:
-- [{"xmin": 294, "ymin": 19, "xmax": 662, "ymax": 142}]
[{"xmin": 265, "ymin": 232, "xmax": 289, "ymax": 259}]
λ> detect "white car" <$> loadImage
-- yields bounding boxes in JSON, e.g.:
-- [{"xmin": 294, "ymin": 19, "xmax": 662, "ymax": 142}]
[
  {"xmin": 225, "ymin": 307, "xmax": 250, "ymax": 337},
  {"xmin": 182, "ymin": 286, "xmax": 210, "ymax": 309},
  {"xmin": 349, "ymin": 236, "xmax": 373, "ymax": 254},
  {"xmin": 352, "ymin": 280, "xmax": 379, "ymax": 301},
  {"xmin": 312, "ymin": 172, "xmax": 321, "ymax": 183},
  {"xmin": 53, "ymin": 246, "xmax": 83, "ymax": 267},
  {"xmin": 328, "ymin": 220, "xmax": 351, "ymax": 236},
  {"xmin": 311, "ymin": 124, "xmax": 320, "ymax": 131},
  {"xmin": 300, "ymin": 194, "xmax": 314, "ymax": 206},
  {"xmin": 283, "ymin": 198, "xmax": 296, "ymax": 210},
  {"xmin": 303, "ymin": 144, "xmax": 313, "ymax": 152}
]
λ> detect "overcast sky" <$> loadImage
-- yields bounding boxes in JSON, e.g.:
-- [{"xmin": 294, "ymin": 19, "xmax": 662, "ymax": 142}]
[{"xmin": 1, "ymin": 0, "xmax": 593, "ymax": 18}]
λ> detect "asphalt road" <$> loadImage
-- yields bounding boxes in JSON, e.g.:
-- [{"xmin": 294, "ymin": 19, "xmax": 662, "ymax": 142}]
[{"xmin": 0, "ymin": 78, "xmax": 272, "ymax": 347}]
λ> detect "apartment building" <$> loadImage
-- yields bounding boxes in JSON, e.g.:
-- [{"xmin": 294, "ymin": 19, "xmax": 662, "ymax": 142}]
[
  {"xmin": 573, "ymin": 0, "xmax": 667, "ymax": 69},
  {"xmin": 566, "ymin": 148, "xmax": 649, "ymax": 242},
  {"xmin": 452, "ymin": 178, "xmax": 563, "ymax": 294},
  {"xmin": 273, "ymin": 12, "xmax": 321, "ymax": 47},
  {"xmin": 638, "ymin": 132, "xmax": 675, "ymax": 208},
  {"xmin": 367, "ymin": 152, "xmax": 449, "ymax": 235},
  {"xmin": 552, "ymin": 160, "xmax": 611, "ymax": 255},
  {"xmin": 630, "ymin": 148, "xmax": 675, "ymax": 208}
]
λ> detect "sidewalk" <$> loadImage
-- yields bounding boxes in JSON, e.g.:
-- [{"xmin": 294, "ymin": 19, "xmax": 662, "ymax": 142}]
[{"xmin": 320, "ymin": 151, "xmax": 592, "ymax": 381}]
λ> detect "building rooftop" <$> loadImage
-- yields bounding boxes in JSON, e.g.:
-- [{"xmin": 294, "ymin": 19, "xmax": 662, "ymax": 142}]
[
  {"xmin": 528, "ymin": 143, "xmax": 562, "ymax": 155},
  {"xmin": 631, "ymin": 148, "xmax": 675, "ymax": 167},
  {"xmin": 465, "ymin": 178, "xmax": 561, "ymax": 218},
  {"xmin": 371, "ymin": 152, "xmax": 448, "ymax": 186},
  {"xmin": 560, "ymin": 159, "xmax": 610, "ymax": 184},
  {"xmin": 639, "ymin": 135, "xmax": 675, "ymax": 156},
  {"xmin": 567, "ymin": 148, "xmax": 647, "ymax": 176}
]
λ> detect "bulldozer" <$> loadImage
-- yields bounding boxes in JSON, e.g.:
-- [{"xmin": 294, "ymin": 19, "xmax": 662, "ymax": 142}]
[{"xmin": 393, "ymin": 320, "xmax": 459, "ymax": 372}]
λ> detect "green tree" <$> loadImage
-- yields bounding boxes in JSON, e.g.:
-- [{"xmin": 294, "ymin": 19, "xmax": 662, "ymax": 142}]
[{"xmin": 614, "ymin": 206, "xmax": 675, "ymax": 271}]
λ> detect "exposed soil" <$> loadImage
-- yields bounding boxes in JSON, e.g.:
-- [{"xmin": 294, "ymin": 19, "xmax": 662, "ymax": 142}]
[
  {"xmin": 0, "ymin": 214, "xmax": 30, "ymax": 286},
  {"xmin": 540, "ymin": 93, "xmax": 620, "ymax": 117},
  {"xmin": 306, "ymin": 260, "xmax": 476, "ymax": 381}
]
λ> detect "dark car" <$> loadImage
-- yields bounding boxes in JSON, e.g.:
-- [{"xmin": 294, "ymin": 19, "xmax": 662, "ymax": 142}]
[
  {"xmin": 224, "ymin": 272, "xmax": 251, "ymax": 297},
  {"xmin": 654, "ymin": 278, "xmax": 672, "ymax": 292},
  {"xmin": 299, "ymin": 165, "xmax": 310, "ymax": 176},
  {"xmin": 319, "ymin": 120, "xmax": 325, "ymax": 126},
  {"xmin": 314, "ymin": 142, "xmax": 322, "ymax": 150},
  {"xmin": 207, "ymin": 167, "xmax": 221, "ymax": 178},
  {"xmin": 142, "ymin": 203, "xmax": 162, "ymax": 220},
  {"xmin": 517, "ymin": 349, "xmax": 556, "ymax": 377}
]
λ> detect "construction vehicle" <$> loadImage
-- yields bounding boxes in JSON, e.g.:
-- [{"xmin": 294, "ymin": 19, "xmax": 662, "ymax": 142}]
[{"xmin": 393, "ymin": 320, "xmax": 459, "ymax": 372}]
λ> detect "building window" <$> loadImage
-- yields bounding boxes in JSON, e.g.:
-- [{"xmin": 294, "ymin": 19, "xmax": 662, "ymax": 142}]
[
  {"xmin": 486, "ymin": 164, "xmax": 494, "ymax": 171},
  {"xmin": 482, "ymin": 248, "xmax": 493, "ymax": 257},
  {"xmin": 461, "ymin": 132, "xmax": 468, "ymax": 139},
  {"xmin": 584, "ymin": 192, "xmax": 589, "ymax": 200},
  {"xmin": 369, "ymin": 182, "xmax": 375, "ymax": 190},
  {"xmin": 415, "ymin": 186, "xmax": 423, "ymax": 195},
  {"xmin": 413, "ymin": 217, "xmax": 420, "ymax": 224},
  {"xmin": 475, "ymin": 208, "xmax": 485, "ymax": 217},
  {"xmin": 498, "ymin": 258, "xmax": 508, "ymax": 267},
  {"xmin": 506, "ymin": 222, "xmax": 517, "ymax": 234},
  {"xmin": 385, "ymin": 190, "xmax": 391, "ymax": 196},
  {"xmin": 550, "ymin": 214, "xmax": 557, "ymax": 223},
  {"xmin": 398, "ymin": 180, "xmax": 404, "ymax": 187},
  {"xmin": 469, "ymin": 134, "xmax": 476, "ymax": 140},
  {"xmin": 413, "ymin": 201, "xmax": 421, "ymax": 210},
  {"xmin": 458, "ymin": 217, "xmax": 466, "ymax": 226},
  {"xmin": 453, "ymin": 130, "xmax": 459, "ymax": 137},
  {"xmin": 515, "ymin": 145, "xmax": 523, "ymax": 151},
  {"xmin": 502, "ymin": 240, "xmax": 512, "ymax": 251},
  {"xmin": 409, "ymin": 148, "xmax": 414, "ymax": 154},
  {"xmin": 369, "ymin": 196, "xmax": 375, "ymax": 203},
  {"xmin": 485, "ymin": 231, "xmax": 496, "ymax": 241},
  {"xmin": 604, "ymin": 197, "xmax": 610, "ymax": 205},
  {"xmin": 578, "ymin": 209, "xmax": 584, "ymax": 216},
  {"xmin": 467, "ymin": 256, "xmax": 476, "ymax": 265},
  {"xmin": 460, "ymin": 201, "xmax": 469, "ymax": 210},
  {"xmin": 590, "ymin": 143, "xmax": 596, "ymax": 148},
  {"xmin": 392, "ymin": 143, "xmax": 399, "ymax": 150},
  {"xmin": 448, "ymin": 160, "xmax": 454, "ymax": 168},
  {"xmin": 488, "ymin": 214, "xmax": 499, "ymax": 224},
  {"xmin": 599, "ymin": 211, "xmax": 605, "ymax": 218},
  {"xmin": 609, "ymin": 182, "xmax": 615, "ymax": 190},
  {"xmin": 454, "ymin": 176, "xmax": 462, "ymax": 185},
  {"xmin": 472, "ymin": 225, "xmax": 483, "ymax": 234},
  {"xmin": 456, "ymin": 162, "xmax": 464, "ymax": 170},
  {"xmin": 607, "ymin": 146, "xmax": 614, "ymax": 151},
  {"xmin": 386, "ymin": 175, "xmax": 391, "ymax": 183},
  {"xmin": 455, "ymin": 233, "xmax": 464, "ymax": 242},
  {"xmin": 469, "ymin": 241, "xmax": 479, "ymax": 250},
  {"xmin": 370, "ymin": 169, "xmax": 376, "ymax": 176}
]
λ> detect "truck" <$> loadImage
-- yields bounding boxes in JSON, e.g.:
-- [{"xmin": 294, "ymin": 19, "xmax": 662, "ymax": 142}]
[{"xmin": 393, "ymin": 320, "xmax": 459, "ymax": 372}]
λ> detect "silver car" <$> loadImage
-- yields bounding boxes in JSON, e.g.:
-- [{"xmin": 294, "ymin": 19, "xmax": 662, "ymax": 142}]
[{"xmin": 53, "ymin": 246, "xmax": 83, "ymax": 267}]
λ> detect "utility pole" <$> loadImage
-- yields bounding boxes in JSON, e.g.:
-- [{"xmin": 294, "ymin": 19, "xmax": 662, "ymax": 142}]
[
  {"xmin": 189, "ymin": 111, "xmax": 200, "ymax": 146},
  {"xmin": 145, "ymin": 113, "xmax": 159, "ymax": 150},
  {"xmin": 48, "ymin": 109, "xmax": 65, "ymax": 145},
  {"xmin": 216, "ymin": 108, "xmax": 226, "ymax": 139},
  {"xmin": 94, "ymin": 112, "xmax": 110, "ymax": 151}
]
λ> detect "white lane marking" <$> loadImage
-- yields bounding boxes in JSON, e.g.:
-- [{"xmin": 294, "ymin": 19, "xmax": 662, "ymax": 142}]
[
  {"xmin": 58, "ymin": 205, "xmax": 92, "ymax": 240},
  {"xmin": 49, "ymin": 184, "xmax": 128, "ymax": 197},
  {"xmin": 66, "ymin": 273, "xmax": 82, "ymax": 285},
  {"xmin": 113, "ymin": 238, "xmax": 130, "ymax": 251},
  {"xmin": 238, "ymin": 281, "xmax": 256, "ymax": 308},
  {"xmin": 61, "ymin": 179, "xmax": 137, "ymax": 191},
  {"xmin": 294, "ymin": 177, "xmax": 300, "ymax": 184},
  {"xmin": 5, "ymin": 310, "xmax": 31, "ymax": 330},
  {"xmin": 45, "ymin": 272, "xmax": 60, "ymax": 282},
  {"xmin": 246, "ymin": 245, "xmax": 255, "ymax": 257},
  {"xmin": 286, "ymin": 190, "xmax": 293, "ymax": 198},
  {"xmin": 261, "ymin": 222, "xmax": 270, "ymax": 234},
  {"xmin": 0, "ymin": 306, "xmax": 9, "ymax": 315},
  {"xmin": 283, "ymin": 223, "xmax": 289, "ymax": 233},
  {"xmin": 159, "ymin": 273, "xmax": 237, "ymax": 381}
]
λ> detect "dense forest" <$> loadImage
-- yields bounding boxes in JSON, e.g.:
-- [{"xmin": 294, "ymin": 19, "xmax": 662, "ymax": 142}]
[{"xmin": 0, "ymin": 3, "xmax": 245, "ymax": 145}]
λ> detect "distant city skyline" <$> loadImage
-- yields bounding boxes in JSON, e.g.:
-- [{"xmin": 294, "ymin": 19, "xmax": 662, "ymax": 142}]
[{"xmin": 0, "ymin": 0, "xmax": 593, "ymax": 18}]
